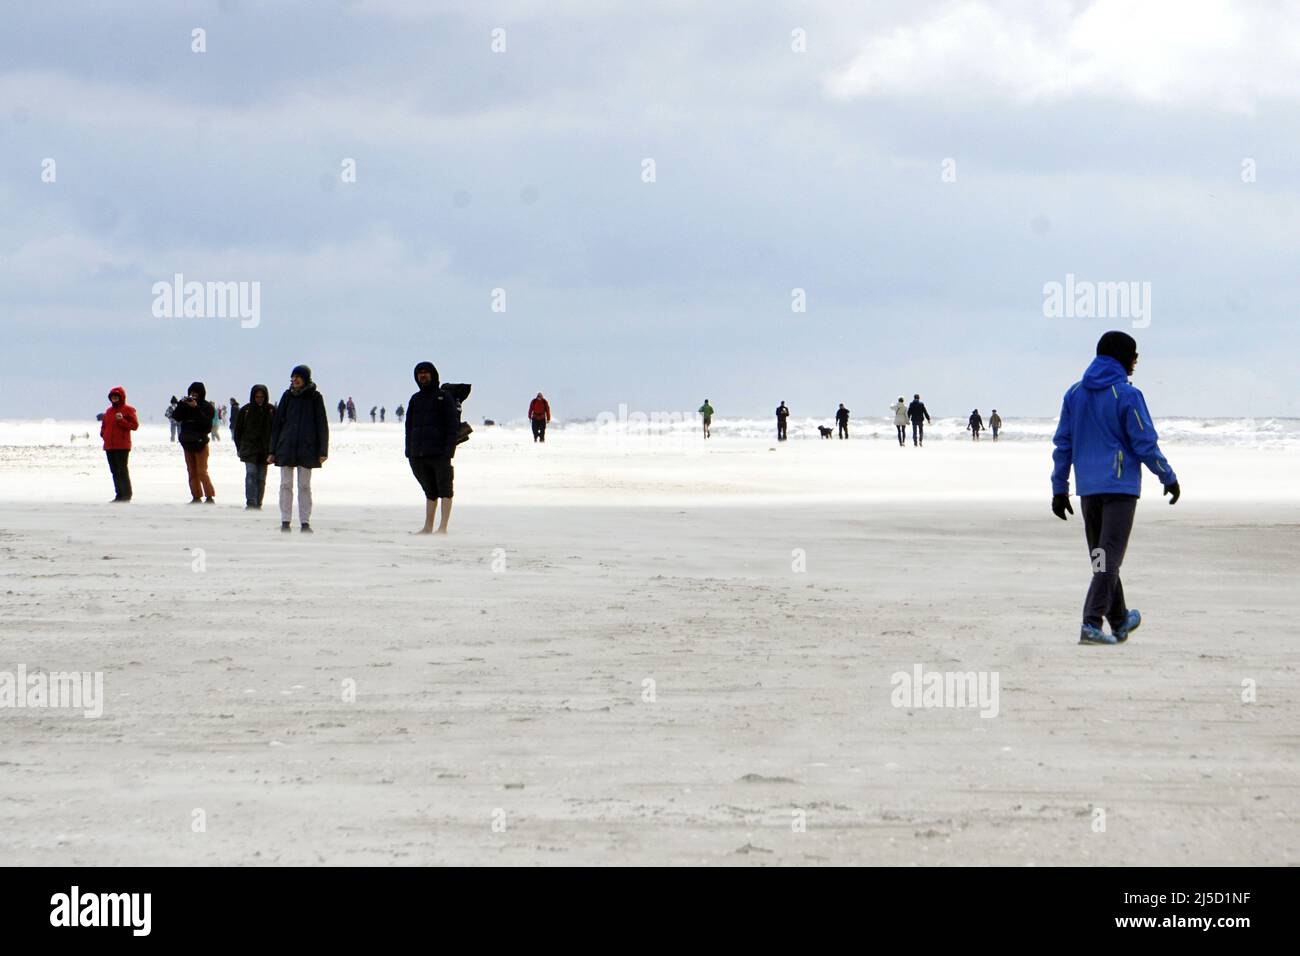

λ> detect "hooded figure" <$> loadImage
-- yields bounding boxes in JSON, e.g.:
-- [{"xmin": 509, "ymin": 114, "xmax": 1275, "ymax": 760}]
[
  {"xmin": 234, "ymin": 384, "xmax": 275, "ymax": 508},
  {"xmin": 172, "ymin": 381, "xmax": 216, "ymax": 502},
  {"xmin": 406, "ymin": 361, "xmax": 467, "ymax": 534},
  {"xmin": 100, "ymin": 387, "xmax": 138, "ymax": 451},
  {"xmin": 405, "ymin": 362, "xmax": 465, "ymax": 459},
  {"xmin": 270, "ymin": 364, "xmax": 329, "ymax": 531},
  {"xmin": 1052, "ymin": 333, "xmax": 1174, "ymax": 499},
  {"xmin": 173, "ymin": 382, "xmax": 215, "ymax": 449},
  {"xmin": 100, "ymin": 386, "xmax": 139, "ymax": 501},
  {"xmin": 1051, "ymin": 331, "xmax": 1180, "ymax": 645},
  {"xmin": 968, "ymin": 409, "xmax": 983, "ymax": 439},
  {"xmin": 234, "ymin": 385, "xmax": 274, "ymax": 461}
]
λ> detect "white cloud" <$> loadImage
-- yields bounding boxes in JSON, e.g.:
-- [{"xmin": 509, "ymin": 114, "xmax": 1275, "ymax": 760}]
[
  {"xmin": 0, "ymin": 228, "xmax": 450, "ymax": 309},
  {"xmin": 824, "ymin": 0, "xmax": 1300, "ymax": 112}
]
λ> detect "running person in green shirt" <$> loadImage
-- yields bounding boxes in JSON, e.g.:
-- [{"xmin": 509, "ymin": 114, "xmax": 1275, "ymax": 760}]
[{"xmin": 698, "ymin": 399, "xmax": 714, "ymax": 439}]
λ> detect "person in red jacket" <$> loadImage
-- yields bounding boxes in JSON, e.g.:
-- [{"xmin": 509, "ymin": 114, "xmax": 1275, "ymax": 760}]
[
  {"xmin": 528, "ymin": 392, "xmax": 551, "ymax": 443},
  {"xmin": 100, "ymin": 386, "xmax": 139, "ymax": 502}
]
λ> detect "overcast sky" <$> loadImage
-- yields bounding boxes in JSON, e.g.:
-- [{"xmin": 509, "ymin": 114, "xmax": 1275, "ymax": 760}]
[{"xmin": 3, "ymin": 0, "xmax": 1299, "ymax": 422}]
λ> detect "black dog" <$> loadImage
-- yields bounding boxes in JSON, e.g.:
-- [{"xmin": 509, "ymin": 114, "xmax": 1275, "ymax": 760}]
[{"xmin": 817, "ymin": 425, "xmax": 833, "ymax": 439}]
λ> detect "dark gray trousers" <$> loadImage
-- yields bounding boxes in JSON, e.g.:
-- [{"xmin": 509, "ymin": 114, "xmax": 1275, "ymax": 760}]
[{"xmin": 1080, "ymin": 493, "xmax": 1137, "ymax": 629}]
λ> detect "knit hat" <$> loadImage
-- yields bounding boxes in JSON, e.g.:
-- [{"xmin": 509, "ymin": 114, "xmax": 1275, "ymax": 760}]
[{"xmin": 1096, "ymin": 331, "xmax": 1138, "ymax": 373}]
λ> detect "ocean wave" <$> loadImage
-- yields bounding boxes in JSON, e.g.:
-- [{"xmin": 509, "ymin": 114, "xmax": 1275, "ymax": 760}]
[
  {"xmin": 3, "ymin": 416, "xmax": 1297, "ymax": 447},
  {"xmin": 506, "ymin": 415, "xmax": 1300, "ymax": 446}
]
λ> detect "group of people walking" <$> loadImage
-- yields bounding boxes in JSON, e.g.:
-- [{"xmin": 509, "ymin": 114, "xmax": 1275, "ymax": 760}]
[
  {"xmin": 965, "ymin": 409, "xmax": 1002, "ymax": 441},
  {"xmin": 95, "ymin": 332, "xmax": 1182, "ymax": 646},
  {"xmin": 848, "ymin": 396, "xmax": 1000, "ymax": 445},
  {"xmin": 333, "ymin": 398, "xmax": 406, "ymax": 425},
  {"xmin": 888, "ymin": 395, "xmax": 933, "ymax": 446},
  {"xmin": 690, "ymin": 396, "xmax": 1001, "ymax": 443}
]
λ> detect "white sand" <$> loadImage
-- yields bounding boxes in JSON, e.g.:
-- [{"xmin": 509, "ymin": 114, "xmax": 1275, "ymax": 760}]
[{"xmin": 0, "ymin": 424, "xmax": 1295, "ymax": 865}]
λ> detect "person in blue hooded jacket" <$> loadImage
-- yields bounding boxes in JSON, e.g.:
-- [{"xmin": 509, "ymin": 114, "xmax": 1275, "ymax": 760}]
[{"xmin": 1051, "ymin": 331, "xmax": 1180, "ymax": 645}]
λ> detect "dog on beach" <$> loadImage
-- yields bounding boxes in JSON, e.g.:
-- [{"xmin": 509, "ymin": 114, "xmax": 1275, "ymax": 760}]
[{"xmin": 818, "ymin": 425, "xmax": 833, "ymax": 439}]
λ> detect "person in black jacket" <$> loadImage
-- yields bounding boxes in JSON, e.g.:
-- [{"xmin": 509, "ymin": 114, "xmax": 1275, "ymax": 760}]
[
  {"xmin": 907, "ymin": 394, "xmax": 932, "ymax": 447},
  {"xmin": 835, "ymin": 403, "xmax": 850, "ymax": 439},
  {"xmin": 406, "ymin": 360, "xmax": 463, "ymax": 534},
  {"xmin": 172, "ymin": 381, "xmax": 216, "ymax": 502},
  {"xmin": 269, "ymin": 364, "xmax": 329, "ymax": 532},
  {"xmin": 233, "ymin": 384, "xmax": 274, "ymax": 509},
  {"xmin": 967, "ymin": 409, "xmax": 984, "ymax": 441},
  {"xmin": 775, "ymin": 401, "xmax": 790, "ymax": 441}
]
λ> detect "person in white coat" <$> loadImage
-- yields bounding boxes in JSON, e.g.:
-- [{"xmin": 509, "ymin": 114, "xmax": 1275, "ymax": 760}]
[{"xmin": 889, "ymin": 397, "xmax": 908, "ymax": 447}]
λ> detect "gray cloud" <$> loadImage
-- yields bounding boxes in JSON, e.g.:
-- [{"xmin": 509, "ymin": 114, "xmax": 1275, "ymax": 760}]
[{"xmin": 2, "ymin": 0, "xmax": 1298, "ymax": 420}]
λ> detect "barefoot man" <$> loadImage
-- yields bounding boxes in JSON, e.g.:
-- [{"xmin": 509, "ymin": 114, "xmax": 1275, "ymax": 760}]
[{"xmin": 406, "ymin": 361, "xmax": 463, "ymax": 534}]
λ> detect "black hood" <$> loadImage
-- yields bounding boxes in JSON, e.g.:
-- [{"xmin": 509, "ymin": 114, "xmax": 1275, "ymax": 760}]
[
  {"xmin": 187, "ymin": 381, "xmax": 207, "ymax": 401},
  {"xmin": 413, "ymin": 361, "xmax": 439, "ymax": 388},
  {"xmin": 249, "ymin": 384, "xmax": 270, "ymax": 404},
  {"xmin": 291, "ymin": 364, "xmax": 313, "ymax": 384}
]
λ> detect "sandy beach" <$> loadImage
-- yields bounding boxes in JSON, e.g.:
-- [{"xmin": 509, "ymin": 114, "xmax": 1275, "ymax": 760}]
[{"xmin": 1, "ymin": 424, "xmax": 1296, "ymax": 865}]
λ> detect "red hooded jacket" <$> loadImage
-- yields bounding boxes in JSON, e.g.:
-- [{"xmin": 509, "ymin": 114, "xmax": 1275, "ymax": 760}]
[
  {"xmin": 101, "ymin": 387, "xmax": 140, "ymax": 450},
  {"xmin": 528, "ymin": 396, "xmax": 551, "ymax": 421}
]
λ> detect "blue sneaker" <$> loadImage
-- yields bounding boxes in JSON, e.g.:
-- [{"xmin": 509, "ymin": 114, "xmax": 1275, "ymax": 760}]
[
  {"xmin": 1113, "ymin": 609, "xmax": 1141, "ymax": 643},
  {"xmin": 1079, "ymin": 623, "xmax": 1117, "ymax": 645}
]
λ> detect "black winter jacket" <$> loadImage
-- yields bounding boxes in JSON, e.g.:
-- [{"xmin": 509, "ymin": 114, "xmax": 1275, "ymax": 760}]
[
  {"xmin": 270, "ymin": 384, "xmax": 329, "ymax": 467},
  {"xmin": 173, "ymin": 398, "xmax": 215, "ymax": 451},
  {"xmin": 233, "ymin": 385, "xmax": 275, "ymax": 462},
  {"xmin": 405, "ymin": 384, "xmax": 464, "ymax": 459}
]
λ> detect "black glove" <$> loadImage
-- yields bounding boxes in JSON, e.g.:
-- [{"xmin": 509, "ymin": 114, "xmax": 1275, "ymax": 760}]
[
  {"xmin": 1163, "ymin": 482, "xmax": 1180, "ymax": 505},
  {"xmin": 1052, "ymin": 493, "xmax": 1073, "ymax": 520}
]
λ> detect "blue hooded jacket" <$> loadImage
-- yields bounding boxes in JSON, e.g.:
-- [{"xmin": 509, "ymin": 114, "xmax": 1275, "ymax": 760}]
[{"xmin": 1051, "ymin": 355, "xmax": 1176, "ymax": 497}]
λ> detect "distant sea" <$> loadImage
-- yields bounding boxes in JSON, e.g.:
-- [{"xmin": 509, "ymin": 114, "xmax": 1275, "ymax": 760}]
[{"xmin": 3, "ymin": 417, "xmax": 1297, "ymax": 447}]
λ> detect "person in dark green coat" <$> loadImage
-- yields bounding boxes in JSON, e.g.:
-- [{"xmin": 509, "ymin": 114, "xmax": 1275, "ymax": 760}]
[{"xmin": 233, "ymin": 384, "xmax": 274, "ymax": 509}]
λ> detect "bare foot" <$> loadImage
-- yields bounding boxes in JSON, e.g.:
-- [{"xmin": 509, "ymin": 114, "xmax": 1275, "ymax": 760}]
[
  {"xmin": 412, "ymin": 528, "xmax": 434, "ymax": 535},
  {"xmin": 433, "ymin": 528, "xmax": 449, "ymax": 535}
]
